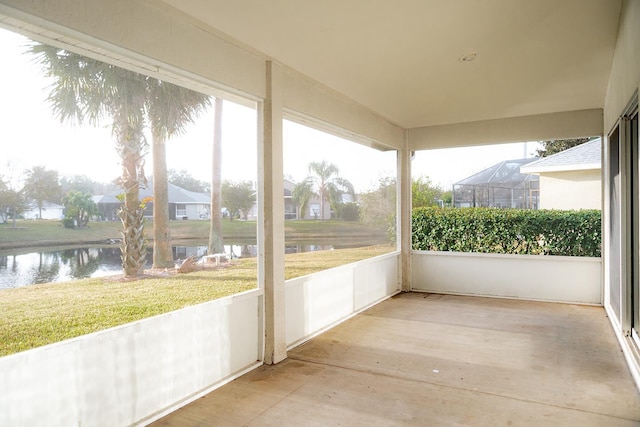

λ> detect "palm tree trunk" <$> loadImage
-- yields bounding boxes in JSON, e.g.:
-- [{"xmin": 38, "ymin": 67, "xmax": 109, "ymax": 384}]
[
  {"xmin": 115, "ymin": 118, "xmax": 147, "ymax": 277},
  {"xmin": 152, "ymin": 132, "xmax": 174, "ymax": 268},
  {"xmin": 319, "ymin": 187, "xmax": 327, "ymax": 220},
  {"xmin": 208, "ymin": 98, "xmax": 224, "ymax": 254}
]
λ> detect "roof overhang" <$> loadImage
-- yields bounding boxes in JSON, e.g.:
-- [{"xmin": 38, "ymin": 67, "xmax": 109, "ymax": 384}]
[
  {"xmin": 521, "ymin": 163, "xmax": 602, "ymax": 175},
  {"xmin": 0, "ymin": 0, "xmax": 622, "ymax": 149},
  {"xmin": 159, "ymin": 0, "xmax": 620, "ymax": 134}
]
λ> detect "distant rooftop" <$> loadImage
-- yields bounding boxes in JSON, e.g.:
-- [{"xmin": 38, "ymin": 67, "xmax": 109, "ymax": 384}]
[
  {"xmin": 455, "ymin": 158, "xmax": 538, "ymax": 188},
  {"xmin": 93, "ymin": 179, "xmax": 209, "ymax": 205},
  {"xmin": 521, "ymin": 138, "xmax": 601, "ymax": 174}
]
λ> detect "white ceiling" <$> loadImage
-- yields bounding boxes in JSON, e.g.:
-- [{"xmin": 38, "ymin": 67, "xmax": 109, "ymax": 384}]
[{"xmin": 160, "ymin": 0, "xmax": 621, "ymax": 130}]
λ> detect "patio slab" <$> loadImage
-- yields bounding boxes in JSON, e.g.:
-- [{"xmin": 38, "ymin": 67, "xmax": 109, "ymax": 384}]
[{"xmin": 151, "ymin": 293, "xmax": 640, "ymax": 426}]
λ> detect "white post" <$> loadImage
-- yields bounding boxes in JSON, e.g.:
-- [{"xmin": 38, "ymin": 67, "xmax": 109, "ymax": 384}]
[
  {"xmin": 398, "ymin": 131, "xmax": 412, "ymax": 292},
  {"xmin": 258, "ymin": 60, "xmax": 287, "ymax": 364}
]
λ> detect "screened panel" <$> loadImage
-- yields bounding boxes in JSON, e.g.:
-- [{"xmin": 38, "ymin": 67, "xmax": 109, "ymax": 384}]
[{"xmin": 453, "ymin": 159, "xmax": 539, "ymax": 209}]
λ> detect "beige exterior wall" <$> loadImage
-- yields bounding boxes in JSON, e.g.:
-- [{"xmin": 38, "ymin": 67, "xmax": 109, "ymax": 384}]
[{"xmin": 538, "ymin": 169, "xmax": 601, "ymax": 210}]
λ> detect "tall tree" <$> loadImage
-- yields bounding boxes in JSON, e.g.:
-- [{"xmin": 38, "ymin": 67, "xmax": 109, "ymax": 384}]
[
  {"xmin": 62, "ymin": 191, "xmax": 99, "ymax": 228},
  {"xmin": 208, "ymin": 98, "xmax": 224, "ymax": 254},
  {"xmin": 60, "ymin": 175, "xmax": 118, "ymax": 198},
  {"xmin": 358, "ymin": 177, "xmax": 396, "ymax": 227},
  {"xmin": 60, "ymin": 175, "xmax": 96, "ymax": 195},
  {"xmin": 412, "ymin": 176, "xmax": 444, "ymax": 208},
  {"xmin": 23, "ymin": 166, "xmax": 62, "ymax": 219},
  {"xmin": 0, "ymin": 177, "xmax": 26, "ymax": 226},
  {"xmin": 292, "ymin": 179, "xmax": 314, "ymax": 219},
  {"xmin": 146, "ymin": 81, "xmax": 210, "ymax": 268},
  {"xmin": 304, "ymin": 160, "xmax": 354, "ymax": 220},
  {"xmin": 536, "ymin": 137, "xmax": 595, "ymax": 157},
  {"xmin": 0, "ymin": 178, "xmax": 10, "ymax": 223},
  {"xmin": 221, "ymin": 180, "xmax": 256, "ymax": 221},
  {"xmin": 168, "ymin": 169, "xmax": 209, "ymax": 192},
  {"xmin": 30, "ymin": 43, "xmax": 149, "ymax": 277}
]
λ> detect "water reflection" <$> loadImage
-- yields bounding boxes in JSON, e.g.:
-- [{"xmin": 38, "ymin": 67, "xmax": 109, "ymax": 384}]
[
  {"xmin": 0, "ymin": 236, "xmax": 385, "ymax": 290},
  {"xmin": 0, "ymin": 242, "xmax": 341, "ymax": 289},
  {"xmin": 0, "ymin": 247, "xmax": 125, "ymax": 290}
]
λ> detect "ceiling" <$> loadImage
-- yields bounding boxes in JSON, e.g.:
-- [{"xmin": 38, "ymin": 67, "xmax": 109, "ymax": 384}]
[{"xmin": 160, "ymin": 0, "xmax": 621, "ymax": 130}]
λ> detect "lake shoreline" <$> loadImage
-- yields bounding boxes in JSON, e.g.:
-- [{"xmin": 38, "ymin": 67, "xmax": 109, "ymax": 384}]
[{"xmin": 0, "ymin": 219, "xmax": 388, "ymax": 252}]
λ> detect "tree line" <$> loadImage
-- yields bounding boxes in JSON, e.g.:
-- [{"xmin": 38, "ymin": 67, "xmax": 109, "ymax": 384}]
[
  {"xmin": 0, "ymin": 169, "xmax": 117, "ymax": 226},
  {"xmin": 0, "ymin": 167, "xmax": 260, "ymax": 224}
]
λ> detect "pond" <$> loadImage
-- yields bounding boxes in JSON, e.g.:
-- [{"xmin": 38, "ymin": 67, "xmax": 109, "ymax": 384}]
[{"xmin": 0, "ymin": 237, "xmax": 381, "ymax": 289}]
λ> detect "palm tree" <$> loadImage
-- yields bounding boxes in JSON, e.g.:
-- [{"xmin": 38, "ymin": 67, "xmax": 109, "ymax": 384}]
[
  {"xmin": 292, "ymin": 179, "xmax": 314, "ymax": 219},
  {"xmin": 146, "ymin": 81, "xmax": 211, "ymax": 268},
  {"xmin": 31, "ymin": 44, "xmax": 150, "ymax": 277},
  {"xmin": 305, "ymin": 160, "xmax": 354, "ymax": 220},
  {"xmin": 208, "ymin": 98, "xmax": 224, "ymax": 254},
  {"xmin": 31, "ymin": 43, "xmax": 212, "ymax": 273}
]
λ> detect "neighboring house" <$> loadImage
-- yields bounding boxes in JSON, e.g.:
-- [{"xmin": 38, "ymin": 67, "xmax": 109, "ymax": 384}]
[
  {"xmin": 299, "ymin": 194, "xmax": 331, "ymax": 220},
  {"xmin": 23, "ymin": 201, "xmax": 64, "ymax": 220},
  {"xmin": 453, "ymin": 158, "xmax": 539, "ymax": 209},
  {"xmin": 284, "ymin": 180, "xmax": 296, "ymax": 219},
  {"xmin": 164, "ymin": 185, "xmax": 211, "ymax": 220},
  {"xmin": 92, "ymin": 193, "xmax": 121, "ymax": 222},
  {"xmin": 94, "ymin": 180, "xmax": 211, "ymax": 221},
  {"xmin": 247, "ymin": 179, "xmax": 328, "ymax": 220},
  {"xmin": 520, "ymin": 138, "xmax": 601, "ymax": 210}
]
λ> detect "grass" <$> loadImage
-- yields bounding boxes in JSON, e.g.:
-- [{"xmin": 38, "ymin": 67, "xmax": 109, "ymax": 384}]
[
  {"xmin": 0, "ymin": 245, "xmax": 394, "ymax": 357},
  {"xmin": 283, "ymin": 245, "xmax": 393, "ymax": 279},
  {"xmin": 0, "ymin": 220, "xmax": 123, "ymax": 249},
  {"xmin": 0, "ymin": 219, "xmax": 386, "ymax": 249}
]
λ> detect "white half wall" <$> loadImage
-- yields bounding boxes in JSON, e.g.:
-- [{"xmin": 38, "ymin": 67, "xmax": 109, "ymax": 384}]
[
  {"xmin": 412, "ymin": 251, "xmax": 602, "ymax": 305},
  {"xmin": 286, "ymin": 252, "xmax": 400, "ymax": 348},
  {"xmin": 0, "ymin": 290, "xmax": 263, "ymax": 427}
]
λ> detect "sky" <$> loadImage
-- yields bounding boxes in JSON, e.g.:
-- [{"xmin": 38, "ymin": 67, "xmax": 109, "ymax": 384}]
[{"xmin": 0, "ymin": 27, "xmax": 540, "ymax": 194}]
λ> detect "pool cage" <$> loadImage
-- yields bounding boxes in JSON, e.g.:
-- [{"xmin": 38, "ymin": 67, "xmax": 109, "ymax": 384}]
[{"xmin": 453, "ymin": 158, "xmax": 539, "ymax": 209}]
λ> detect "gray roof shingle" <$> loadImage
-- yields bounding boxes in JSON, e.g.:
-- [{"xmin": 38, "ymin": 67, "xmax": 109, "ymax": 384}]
[
  {"xmin": 521, "ymin": 138, "xmax": 601, "ymax": 174},
  {"xmin": 94, "ymin": 179, "xmax": 210, "ymax": 205}
]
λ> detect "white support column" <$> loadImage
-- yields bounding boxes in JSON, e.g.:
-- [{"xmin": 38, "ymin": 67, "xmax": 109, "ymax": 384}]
[
  {"xmin": 258, "ymin": 60, "xmax": 287, "ymax": 364},
  {"xmin": 398, "ymin": 130, "xmax": 412, "ymax": 292}
]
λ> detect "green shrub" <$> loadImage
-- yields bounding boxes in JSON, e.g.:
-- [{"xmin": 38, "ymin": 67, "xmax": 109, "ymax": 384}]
[
  {"xmin": 412, "ymin": 207, "xmax": 601, "ymax": 257},
  {"xmin": 62, "ymin": 216, "xmax": 75, "ymax": 229},
  {"xmin": 339, "ymin": 202, "xmax": 360, "ymax": 221}
]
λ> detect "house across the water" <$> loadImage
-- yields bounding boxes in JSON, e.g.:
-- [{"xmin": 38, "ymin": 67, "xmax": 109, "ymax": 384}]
[{"xmin": 93, "ymin": 180, "xmax": 210, "ymax": 221}]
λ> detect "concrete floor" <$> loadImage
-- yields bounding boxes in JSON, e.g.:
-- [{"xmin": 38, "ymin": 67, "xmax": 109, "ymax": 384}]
[{"xmin": 151, "ymin": 293, "xmax": 640, "ymax": 426}]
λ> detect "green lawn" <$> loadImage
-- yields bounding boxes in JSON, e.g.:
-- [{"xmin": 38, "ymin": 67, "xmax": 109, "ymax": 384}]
[{"xmin": 0, "ymin": 245, "xmax": 394, "ymax": 357}]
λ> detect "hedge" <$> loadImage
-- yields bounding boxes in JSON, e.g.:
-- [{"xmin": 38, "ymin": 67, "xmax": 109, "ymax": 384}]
[{"xmin": 412, "ymin": 207, "xmax": 601, "ymax": 257}]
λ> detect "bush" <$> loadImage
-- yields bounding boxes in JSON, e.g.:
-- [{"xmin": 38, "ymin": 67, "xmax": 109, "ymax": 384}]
[
  {"xmin": 339, "ymin": 202, "xmax": 360, "ymax": 221},
  {"xmin": 62, "ymin": 216, "xmax": 75, "ymax": 229},
  {"xmin": 412, "ymin": 207, "xmax": 601, "ymax": 257}
]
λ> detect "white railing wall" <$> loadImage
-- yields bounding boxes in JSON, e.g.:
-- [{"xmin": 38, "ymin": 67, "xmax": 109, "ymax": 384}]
[
  {"xmin": 286, "ymin": 252, "xmax": 401, "ymax": 348},
  {"xmin": 412, "ymin": 251, "xmax": 602, "ymax": 305},
  {"xmin": 0, "ymin": 289, "xmax": 263, "ymax": 427},
  {"xmin": 0, "ymin": 252, "xmax": 401, "ymax": 427}
]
